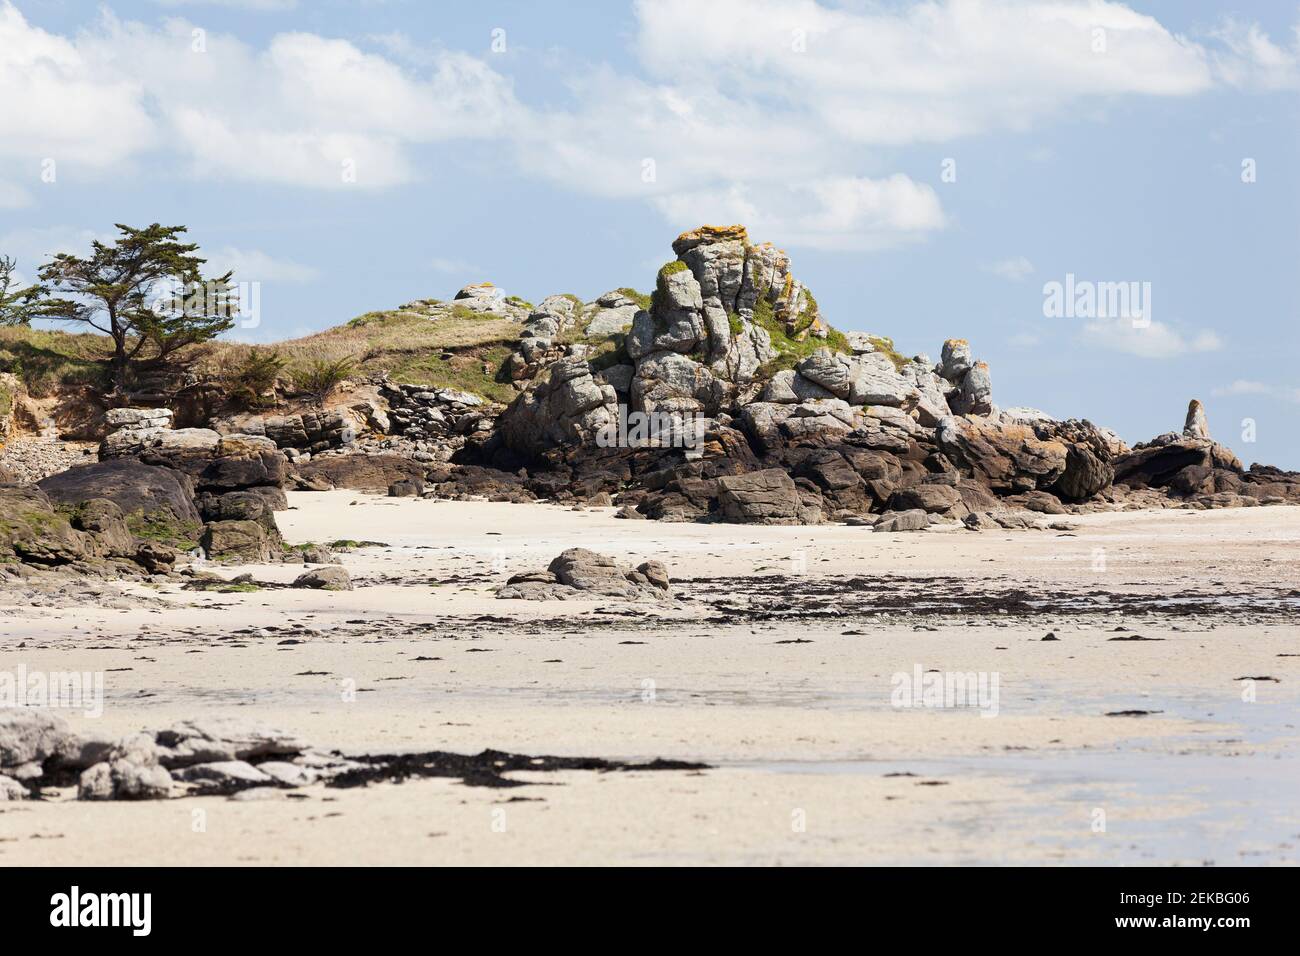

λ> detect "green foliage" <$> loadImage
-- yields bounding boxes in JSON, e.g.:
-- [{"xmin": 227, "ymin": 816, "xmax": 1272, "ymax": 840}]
[
  {"xmin": 727, "ymin": 311, "xmax": 744, "ymax": 337},
  {"xmin": 37, "ymin": 224, "xmax": 236, "ymax": 392},
  {"xmin": 125, "ymin": 512, "xmax": 202, "ymax": 550},
  {"xmin": 505, "ymin": 295, "xmax": 534, "ymax": 311},
  {"xmin": 866, "ymin": 335, "xmax": 908, "ymax": 370},
  {"xmin": 295, "ymin": 356, "xmax": 356, "ymax": 405},
  {"xmin": 753, "ymin": 295, "xmax": 852, "ymax": 379},
  {"xmin": 224, "ymin": 348, "xmax": 286, "ymax": 410},
  {"xmin": 657, "ymin": 260, "xmax": 688, "ymax": 284},
  {"xmin": 617, "ymin": 287, "xmax": 652, "ymax": 311},
  {"xmin": 0, "ymin": 256, "xmax": 45, "ymax": 327}
]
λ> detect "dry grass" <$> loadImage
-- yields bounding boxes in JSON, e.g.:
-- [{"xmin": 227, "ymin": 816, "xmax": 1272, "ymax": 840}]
[
  {"xmin": 203, "ymin": 308, "xmax": 525, "ymax": 402},
  {"xmin": 0, "ymin": 306, "xmax": 528, "ymax": 405}
]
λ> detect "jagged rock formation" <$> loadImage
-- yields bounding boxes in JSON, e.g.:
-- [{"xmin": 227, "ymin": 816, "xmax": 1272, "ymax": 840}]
[
  {"xmin": 11, "ymin": 226, "xmax": 1300, "ymax": 535},
  {"xmin": 480, "ymin": 228, "xmax": 1300, "ymax": 524}
]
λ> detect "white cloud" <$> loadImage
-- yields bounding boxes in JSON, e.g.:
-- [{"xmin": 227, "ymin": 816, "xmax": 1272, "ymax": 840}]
[
  {"xmin": 205, "ymin": 247, "xmax": 319, "ymax": 282},
  {"xmin": 520, "ymin": 0, "xmax": 1224, "ymax": 248},
  {"xmin": 0, "ymin": 3, "xmax": 518, "ymax": 190},
  {"xmin": 1079, "ymin": 317, "xmax": 1223, "ymax": 358},
  {"xmin": 986, "ymin": 256, "xmax": 1035, "ymax": 281},
  {"xmin": 0, "ymin": 3, "xmax": 154, "ymax": 169},
  {"xmin": 633, "ymin": 0, "xmax": 1214, "ymax": 145},
  {"xmin": 1209, "ymin": 19, "xmax": 1300, "ymax": 90},
  {"xmin": 1, "ymin": 0, "xmax": 1296, "ymax": 252},
  {"xmin": 652, "ymin": 175, "xmax": 946, "ymax": 251},
  {"xmin": 1211, "ymin": 380, "xmax": 1300, "ymax": 403}
]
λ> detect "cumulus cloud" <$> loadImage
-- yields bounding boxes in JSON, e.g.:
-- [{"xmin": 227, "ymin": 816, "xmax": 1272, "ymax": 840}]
[
  {"xmin": 1, "ymin": 0, "xmax": 1296, "ymax": 250},
  {"xmin": 633, "ymin": 0, "xmax": 1214, "ymax": 144},
  {"xmin": 652, "ymin": 175, "xmax": 946, "ymax": 251},
  {"xmin": 0, "ymin": 4, "xmax": 154, "ymax": 170},
  {"xmin": 1079, "ymin": 317, "xmax": 1223, "ymax": 359},
  {"xmin": 0, "ymin": 3, "xmax": 518, "ymax": 190}
]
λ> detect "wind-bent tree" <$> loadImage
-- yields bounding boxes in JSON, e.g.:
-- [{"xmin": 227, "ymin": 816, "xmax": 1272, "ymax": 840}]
[
  {"xmin": 0, "ymin": 255, "xmax": 45, "ymax": 327},
  {"xmin": 38, "ymin": 224, "xmax": 237, "ymax": 393}
]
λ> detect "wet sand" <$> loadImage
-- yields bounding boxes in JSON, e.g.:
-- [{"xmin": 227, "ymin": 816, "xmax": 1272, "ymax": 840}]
[{"xmin": 2, "ymin": 493, "xmax": 1297, "ymax": 865}]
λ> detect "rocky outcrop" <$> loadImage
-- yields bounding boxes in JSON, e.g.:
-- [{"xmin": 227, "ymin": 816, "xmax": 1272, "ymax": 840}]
[
  {"xmin": 1114, "ymin": 400, "xmax": 1247, "ymax": 504},
  {"xmin": 0, "ymin": 485, "xmax": 176, "ymax": 575},
  {"xmin": 716, "ymin": 469, "xmax": 823, "ymax": 525},
  {"xmin": 212, "ymin": 409, "xmax": 356, "ymax": 455},
  {"xmin": 38, "ymin": 459, "xmax": 200, "ymax": 529},
  {"xmin": 497, "ymin": 548, "xmax": 671, "ymax": 601},
  {"xmin": 496, "ymin": 357, "xmax": 617, "ymax": 459},
  {"xmin": 293, "ymin": 452, "xmax": 427, "ymax": 492},
  {"xmin": 2, "ymin": 710, "xmax": 358, "ymax": 801},
  {"xmin": 94, "ymin": 412, "xmax": 291, "ymax": 562},
  {"xmin": 378, "ymin": 380, "xmax": 500, "ymax": 459}
]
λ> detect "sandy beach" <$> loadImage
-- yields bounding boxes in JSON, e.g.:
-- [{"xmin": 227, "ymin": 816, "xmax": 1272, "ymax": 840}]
[{"xmin": 2, "ymin": 492, "xmax": 1297, "ymax": 865}]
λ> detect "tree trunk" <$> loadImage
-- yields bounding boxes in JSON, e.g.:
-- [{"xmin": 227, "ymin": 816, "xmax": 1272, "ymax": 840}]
[{"xmin": 109, "ymin": 308, "xmax": 129, "ymax": 394}]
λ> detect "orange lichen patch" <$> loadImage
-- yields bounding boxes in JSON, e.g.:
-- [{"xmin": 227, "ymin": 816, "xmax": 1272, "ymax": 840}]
[
  {"xmin": 945, "ymin": 337, "xmax": 968, "ymax": 347},
  {"xmin": 672, "ymin": 224, "xmax": 750, "ymax": 252}
]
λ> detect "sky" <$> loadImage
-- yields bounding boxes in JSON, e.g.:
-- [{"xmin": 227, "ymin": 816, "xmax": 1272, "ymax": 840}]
[{"xmin": 2, "ymin": 0, "xmax": 1298, "ymax": 466}]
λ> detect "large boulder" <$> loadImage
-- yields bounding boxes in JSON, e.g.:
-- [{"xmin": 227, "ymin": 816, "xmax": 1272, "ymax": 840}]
[
  {"xmin": 0, "ymin": 487, "xmax": 97, "ymax": 566},
  {"xmin": 585, "ymin": 290, "xmax": 642, "ymax": 336},
  {"xmin": 496, "ymin": 357, "xmax": 618, "ymax": 459},
  {"xmin": 77, "ymin": 734, "xmax": 172, "ymax": 801},
  {"xmin": 200, "ymin": 519, "xmax": 273, "ymax": 563},
  {"xmin": 295, "ymin": 453, "xmax": 426, "ymax": 492},
  {"xmin": 154, "ymin": 718, "xmax": 310, "ymax": 769},
  {"xmin": 631, "ymin": 351, "xmax": 727, "ymax": 415},
  {"xmin": 625, "ymin": 265, "xmax": 707, "ymax": 359},
  {"xmin": 715, "ymin": 468, "xmax": 819, "ymax": 525},
  {"xmin": 497, "ymin": 548, "xmax": 671, "ymax": 601},
  {"xmin": 1, "ymin": 710, "xmax": 73, "ymax": 772},
  {"xmin": 796, "ymin": 349, "xmax": 914, "ymax": 407},
  {"xmin": 292, "ymin": 566, "xmax": 352, "ymax": 591},
  {"xmin": 936, "ymin": 416, "xmax": 1068, "ymax": 493},
  {"xmin": 38, "ymin": 459, "xmax": 200, "ymax": 527}
]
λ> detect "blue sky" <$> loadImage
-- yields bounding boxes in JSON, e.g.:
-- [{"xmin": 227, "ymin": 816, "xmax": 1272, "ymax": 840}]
[{"xmin": 2, "ymin": 0, "xmax": 1298, "ymax": 465}]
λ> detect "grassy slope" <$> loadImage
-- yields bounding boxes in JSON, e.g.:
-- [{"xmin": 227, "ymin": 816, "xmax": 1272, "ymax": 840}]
[
  {"xmin": 214, "ymin": 307, "xmax": 525, "ymax": 403},
  {"xmin": 0, "ymin": 307, "xmax": 527, "ymax": 405},
  {"xmin": 0, "ymin": 289, "xmax": 901, "ymax": 408}
]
